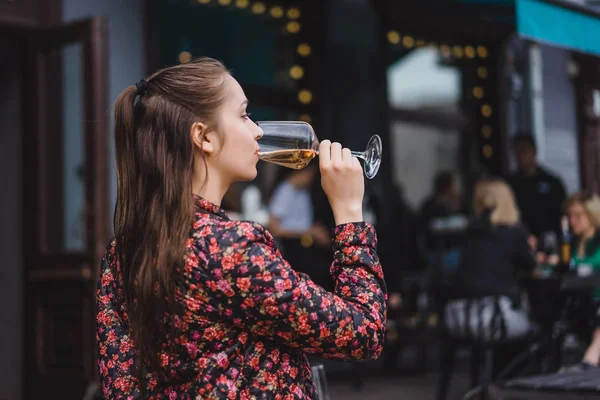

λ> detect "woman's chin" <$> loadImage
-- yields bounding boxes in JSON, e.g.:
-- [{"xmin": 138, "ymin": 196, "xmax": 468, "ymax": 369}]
[{"xmin": 238, "ymin": 167, "xmax": 258, "ymax": 182}]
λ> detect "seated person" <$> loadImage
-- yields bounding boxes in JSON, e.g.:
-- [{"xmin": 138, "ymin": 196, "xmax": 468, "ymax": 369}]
[
  {"xmin": 419, "ymin": 171, "xmax": 468, "ymax": 276},
  {"xmin": 444, "ymin": 179, "xmax": 536, "ymax": 342},
  {"xmin": 559, "ymin": 193, "xmax": 600, "ymax": 370},
  {"xmin": 267, "ymin": 165, "xmax": 333, "ymax": 289}
]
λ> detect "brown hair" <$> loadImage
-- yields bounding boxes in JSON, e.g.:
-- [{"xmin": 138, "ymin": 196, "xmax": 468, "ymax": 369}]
[
  {"xmin": 564, "ymin": 192, "xmax": 600, "ymax": 227},
  {"xmin": 113, "ymin": 57, "xmax": 229, "ymax": 388},
  {"xmin": 473, "ymin": 179, "xmax": 520, "ymax": 226}
]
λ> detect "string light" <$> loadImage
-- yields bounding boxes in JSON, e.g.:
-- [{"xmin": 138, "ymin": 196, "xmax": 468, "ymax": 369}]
[
  {"xmin": 481, "ymin": 125, "xmax": 492, "ymax": 138},
  {"xmin": 178, "ymin": 51, "xmax": 192, "ymax": 63},
  {"xmin": 483, "ymin": 145, "xmax": 494, "ymax": 158},
  {"xmin": 473, "ymin": 86, "xmax": 484, "ymax": 99},
  {"xmin": 465, "ymin": 46, "xmax": 476, "ymax": 59},
  {"xmin": 387, "ymin": 30, "xmax": 400, "ymax": 45},
  {"xmin": 289, "ymin": 65, "xmax": 304, "ymax": 80},
  {"xmin": 297, "ymin": 43, "xmax": 311, "ymax": 57},
  {"xmin": 477, "ymin": 66, "xmax": 488, "ymax": 79},
  {"xmin": 235, "ymin": 0, "xmax": 249, "ymax": 7},
  {"xmin": 269, "ymin": 5, "xmax": 284, "ymax": 18},
  {"xmin": 416, "ymin": 40, "xmax": 426, "ymax": 47},
  {"xmin": 402, "ymin": 36, "xmax": 414, "ymax": 48},
  {"xmin": 452, "ymin": 45, "xmax": 463, "ymax": 58},
  {"xmin": 218, "ymin": 0, "xmax": 231, "ymax": 5},
  {"xmin": 298, "ymin": 90, "xmax": 312, "ymax": 104},
  {"xmin": 286, "ymin": 21, "xmax": 300, "ymax": 33},
  {"xmin": 251, "ymin": 2, "xmax": 265, "ymax": 14},
  {"xmin": 287, "ymin": 7, "xmax": 300, "ymax": 19},
  {"xmin": 477, "ymin": 46, "xmax": 488, "ymax": 58},
  {"xmin": 481, "ymin": 104, "xmax": 492, "ymax": 118},
  {"xmin": 198, "ymin": 0, "xmax": 211, "ymax": 3}
]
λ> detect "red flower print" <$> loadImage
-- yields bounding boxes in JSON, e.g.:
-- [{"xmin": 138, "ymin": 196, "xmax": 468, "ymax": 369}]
[
  {"xmin": 203, "ymin": 327, "xmax": 218, "ymax": 341},
  {"xmin": 357, "ymin": 292, "xmax": 369, "ymax": 304},
  {"xmin": 216, "ymin": 279, "xmax": 232, "ymax": 293},
  {"xmin": 236, "ymin": 277, "xmax": 251, "ymax": 291},
  {"xmin": 221, "ymin": 255, "xmax": 235, "ymax": 271},
  {"xmin": 119, "ymin": 340, "xmax": 131, "ymax": 354},
  {"xmin": 96, "ymin": 197, "xmax": 386, "ymax": 399}
]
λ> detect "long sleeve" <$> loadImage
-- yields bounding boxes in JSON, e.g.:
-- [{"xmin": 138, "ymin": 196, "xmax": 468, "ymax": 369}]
[
  {"xmin": 202, "ymin": 221, "xmax": 387, "ymax": 361},
  {"xmin": 96, "ymin": 241, "xmax": 140, "ymax": 399}
]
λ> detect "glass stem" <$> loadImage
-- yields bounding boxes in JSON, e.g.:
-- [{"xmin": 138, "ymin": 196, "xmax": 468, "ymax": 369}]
[
  {"xmin": 351, "ymin": 151, "xmax": 366, "ymax": 161},
  {"xmin": 315, "ymin": 150, "xmax": 366, "ymax": 161}
]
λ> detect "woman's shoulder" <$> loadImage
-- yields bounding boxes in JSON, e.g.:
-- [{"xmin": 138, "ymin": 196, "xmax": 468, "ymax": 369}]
[{"xmin": 191, "ymin": 217, "xmax": 274, "ymax": 248}]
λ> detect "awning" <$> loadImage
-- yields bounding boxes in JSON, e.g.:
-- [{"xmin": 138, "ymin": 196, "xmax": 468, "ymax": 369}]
[{"xmin": 516, "ymin": 0, "xmax": 600, "ymax": 56}]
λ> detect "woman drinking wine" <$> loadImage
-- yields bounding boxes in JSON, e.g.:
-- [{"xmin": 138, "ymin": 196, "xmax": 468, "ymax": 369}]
[{"xmin": 96, "ymin": 57, "xmax": 387, "ymax": 399}]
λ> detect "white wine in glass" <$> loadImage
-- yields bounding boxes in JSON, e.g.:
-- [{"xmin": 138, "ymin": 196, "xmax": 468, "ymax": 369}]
[{"xmin": 256, "ymin": 121, "xmax": 382, "ymax": 179}]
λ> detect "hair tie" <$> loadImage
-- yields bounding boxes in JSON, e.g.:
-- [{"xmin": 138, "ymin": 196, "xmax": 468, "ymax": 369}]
[{"xmin": 135, "ymin": 79, "xmax": 148, "ymax": 97}]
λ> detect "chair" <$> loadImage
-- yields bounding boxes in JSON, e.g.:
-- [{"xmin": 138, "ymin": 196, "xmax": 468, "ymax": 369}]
[{"xmin": 435, "ymin": 295, "xmax": 539, "ymax": 400}]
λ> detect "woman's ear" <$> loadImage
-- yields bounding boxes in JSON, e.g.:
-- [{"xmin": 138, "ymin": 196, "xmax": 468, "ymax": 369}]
[{"xmin": 190, "ymin": 122, "xmax": 214, "ymax": 155}]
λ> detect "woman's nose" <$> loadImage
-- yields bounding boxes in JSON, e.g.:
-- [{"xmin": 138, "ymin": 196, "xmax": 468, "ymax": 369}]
[{"xmin": 255, "ymin": 124, "xmax": 264, "ymax": 140}]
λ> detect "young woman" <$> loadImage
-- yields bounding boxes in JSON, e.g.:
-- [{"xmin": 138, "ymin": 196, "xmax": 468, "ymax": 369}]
[
  {"xmin": 561, "ymin": 193, "xmax": 600, "ymax": 371},
  {"xmin": 444, "ymin": 179, "xmax": 536, "ymax": 342},
  {"xmin": 96, "ymin": 57, "xmax": 387, "ymax": 399}
]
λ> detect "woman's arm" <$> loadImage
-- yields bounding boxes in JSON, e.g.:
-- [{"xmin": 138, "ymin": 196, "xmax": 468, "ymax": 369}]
[
  {"xmin": 205, "ymin": 221, "xmax": 387, "ymax": 361},
  {"xmin": 96, "ymin": 241, "xmax": 140, "ymax": 399}
]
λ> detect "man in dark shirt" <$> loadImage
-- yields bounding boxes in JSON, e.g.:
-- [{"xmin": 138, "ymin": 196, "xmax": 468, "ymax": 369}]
[
  {"xmin": 419, "ymin": 171, "xmax": 468, "ymax": 273},
  {"xmin": 507, "ymin": 133, "xmax": 567, "ymax": 243}
]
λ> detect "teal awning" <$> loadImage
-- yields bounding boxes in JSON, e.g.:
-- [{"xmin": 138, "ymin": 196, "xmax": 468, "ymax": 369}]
[{"xmin": 516, "ymin": 0, "xmax": 600, "ymax": 56}]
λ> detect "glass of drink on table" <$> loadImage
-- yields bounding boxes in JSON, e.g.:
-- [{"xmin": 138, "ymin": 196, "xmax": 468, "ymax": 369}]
[{"xmin": 256, "ymin": 121, "xmax": 382, "ymax": 179}]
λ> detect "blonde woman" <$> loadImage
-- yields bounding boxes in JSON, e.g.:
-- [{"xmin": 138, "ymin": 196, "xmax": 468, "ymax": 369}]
[
  {"xmin": 561, "ymin": 193, "xmax": 600, "ymax": 371},
  {"xmin": 444, "ymin": 179, "xmax": 536, "ymax": 342}
]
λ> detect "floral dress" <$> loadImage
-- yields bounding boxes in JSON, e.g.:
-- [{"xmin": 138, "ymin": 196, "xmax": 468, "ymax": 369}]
[{"xmin": 96, "ymin": 195, "xmax": 387, "ymax": 399}]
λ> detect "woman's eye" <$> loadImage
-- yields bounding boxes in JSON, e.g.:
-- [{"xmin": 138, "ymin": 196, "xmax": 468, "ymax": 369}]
[{"xmin": 242, "ymin": 112, "xmax": 252, "ymax": 120}]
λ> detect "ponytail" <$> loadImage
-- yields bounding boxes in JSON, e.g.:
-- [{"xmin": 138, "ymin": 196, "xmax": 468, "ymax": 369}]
[{"xmin": 111, "ymin": 57, "xmax": 229, "ymax": 392}]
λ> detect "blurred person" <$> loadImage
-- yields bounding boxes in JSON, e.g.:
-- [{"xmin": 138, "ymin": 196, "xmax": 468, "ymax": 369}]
[
  {"xmin": 96, "ymin": 57, "xmax": 387, "ymax": 399},
  {"xmin": 444, "ymin": 179, "xmax": 536, "ymax": 342},
  {"xmin": 374, "ymin": 184, "xmax": 420, "ymax": 308},
  {"xmin": 267, "ymin": 165, "xmax": 333, "ymax": 290},
  {"xmin": 508, "ymin": 133, "xmax": 566, "ymax": 244},
  {"xmin": 419, "ymin": 170, "xmax": 468, "ymax": 275},
  {"xmin": 558, "ymin": 193, "xmax": 600, "ymax": 371}
]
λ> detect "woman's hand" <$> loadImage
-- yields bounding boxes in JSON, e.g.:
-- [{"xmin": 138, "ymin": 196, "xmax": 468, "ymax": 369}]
[
  {"xmin": 547, "ymin": 254, "xmax": 560, "ymax": 266},
  {"xmin": 535, "ymin": 252, "xmax": 547, "ymax": 264},
  {"xmin": 319, "ymin": 140, "xmax": 364, "ymax": 225}
]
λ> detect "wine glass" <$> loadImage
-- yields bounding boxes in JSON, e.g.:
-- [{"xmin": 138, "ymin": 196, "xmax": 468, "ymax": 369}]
[{"xmin": 256, "ymin": 121, "xmax": 382, "ymax": 179}]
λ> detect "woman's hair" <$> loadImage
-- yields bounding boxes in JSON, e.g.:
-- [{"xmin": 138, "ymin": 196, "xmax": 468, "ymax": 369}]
[
  {"xmin": 112, "ymin": 57, "xmax": 229, "ymax": 385},
  {"xmin": 563, "ymin": 192, "xmax": 600, "ymax": 227},
  {"xmin": 473, "ymin": 179, "xmax": 520, "ymax": 226}
]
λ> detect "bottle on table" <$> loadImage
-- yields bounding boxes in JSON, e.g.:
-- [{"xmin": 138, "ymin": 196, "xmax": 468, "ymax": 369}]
[{"xmin": 560, "ymin": 215, "xmax": 573, "ymax": 271}]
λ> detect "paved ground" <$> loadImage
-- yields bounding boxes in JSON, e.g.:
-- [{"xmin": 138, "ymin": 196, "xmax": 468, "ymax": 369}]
[
  {"xmin": 327, "ymin": 370, "xmax": 471, "ymax": 400},
  {"xmin": 311, "ymin": 350, "xmax": 473, "ymax": 400}
]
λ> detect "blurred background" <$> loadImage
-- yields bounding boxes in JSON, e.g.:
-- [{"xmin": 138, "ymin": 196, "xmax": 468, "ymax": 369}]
[{"xmin": 2, "ymin": 0, "xmax": 600, "ymax": 399}]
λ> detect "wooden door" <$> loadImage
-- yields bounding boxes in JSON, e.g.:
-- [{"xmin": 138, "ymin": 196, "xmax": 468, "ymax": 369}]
[{"xmin": 22, "ymin": 17, "xmax": 109, "ymax": 399}]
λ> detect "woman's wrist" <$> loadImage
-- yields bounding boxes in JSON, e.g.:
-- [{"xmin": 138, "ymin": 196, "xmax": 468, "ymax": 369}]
[{"xmin": 334, "ymin": 212, "xmax": 363, "ymax": 226}]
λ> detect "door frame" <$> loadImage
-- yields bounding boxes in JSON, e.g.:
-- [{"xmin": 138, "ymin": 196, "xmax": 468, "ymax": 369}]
[{"xmin": 0, "ymin": 13, "xmax": 109, "ymax": 399}]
